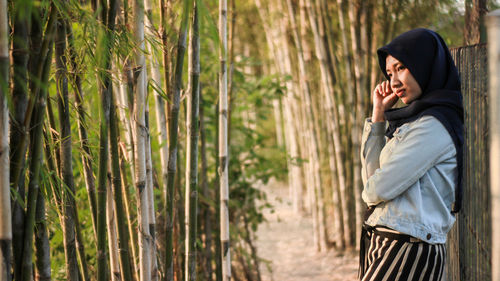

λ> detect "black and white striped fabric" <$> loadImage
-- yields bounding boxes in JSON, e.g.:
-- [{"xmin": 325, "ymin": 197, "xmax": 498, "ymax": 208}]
[{"xmin": 359, "ymin": 231, "xmax": 446, "ymax": 281}]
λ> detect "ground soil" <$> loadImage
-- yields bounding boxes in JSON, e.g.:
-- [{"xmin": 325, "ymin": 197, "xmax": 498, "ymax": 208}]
[{"xmin": 255, "ymin": 180, "xmax": 359, "ymax": 281}]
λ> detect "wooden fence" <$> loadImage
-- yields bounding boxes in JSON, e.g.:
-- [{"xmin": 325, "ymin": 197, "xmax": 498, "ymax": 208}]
[{"xmin": 446, "ymin": 44, "xmax": 491, "ymax": 281}]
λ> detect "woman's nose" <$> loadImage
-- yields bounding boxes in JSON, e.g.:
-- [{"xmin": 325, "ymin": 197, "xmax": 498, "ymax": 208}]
[{"xmin": 391, "ymin": 75, "xmax": 402, "ymax": 88}]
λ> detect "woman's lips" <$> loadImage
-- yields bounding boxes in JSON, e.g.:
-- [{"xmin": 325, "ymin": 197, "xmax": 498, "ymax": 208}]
[{"xmin": 395, "ymin": 89, "xmax": 405, "ymax": 97}]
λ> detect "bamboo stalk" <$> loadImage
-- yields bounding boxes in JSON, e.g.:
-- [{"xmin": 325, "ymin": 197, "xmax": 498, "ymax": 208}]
[
  {"xmin": 214, "ymin": 103, "xmax": 222, "ymax": 281},
  {"xmin": 9, "ymin": 8, "xmax": 32, "ymax": 277},
  {"xmin": 285, "ymin": 0, "xmax": 326, "ymax": 251},
  {"xmin": 35, "ymin": 57, "xmax": 58, "ymax": 281},
  {"xmin": 10, "ymin": 5, "xmax": 57, "ymax": 202},
  {"xmin": 96, "ymin": 0, "xmax": 119, "ymax": 278},
  {"xmin": 185, "ymin": 2, "xmax": 200, "ymax": 280},
  {"xmin": 165, "ymin": 0, "xmax": 191, "ymax": 280},
  {"xmin": 145, "ymin": 110, "xmax": 159, "ymax": 281},
  {"xmin": 67, "ymin": 23, "xmax": 98, "ymax": 240},
  {"xmin": 119, "ymin": 144, "xmax": 140, "ymax": 281},
  {"xmin": 132, "ymin": 0, "xmax": 152, "ymax": 279},
  {"xmin": 74, "ymin": 206, "xmax": 91, "ymax": 281},
  {"xmin": 9, "ymin": 7, "xmax": 32, "ymax": 249},
  {"xmin": 227, "ymin": 0, "xmax": 236, "ymax": 147},
  {"xmin": 106, "ymin": 171, "xmax": 121, "ymax": 281},
  {"xmin": 20, "ymin": 37, "xmax": 54, "ymax": 281},
  {"xmin": 42, "ymin": 122, "xmax": 63, "ymax": 212},
  {"xmin": 109, "ymin": 67, "xmax": 134, "ymax": 281},
  {"xmin": 114, "ymin": 62, "xmax": 139, "ymax": 280},
  {"xmin": 9, "ymin": 0, "xmax": 31, "ymax": 192},
  {"xmin": 271, "ymin": 99, "xmax": 284, "ymax": 147},
  {"xmin": 305, "ymin": 0, "xmax": 353, "ymax": 247},
  {"xmin": 200, "ymin": 92, "xmax": 213, "ymax": 281},
  {"xmin": 34, "ymin": 191, "xmax": 51, "ymax": 281},
  {"xmin": 143, "ymin": 1, "xmax": 160, "ymax": 278},
  {"xmin": 254, "ymin": 0, "xmax": 304, "ymax": 219},
  {"xmin": 147, "ymin": 0, "xmax": 169, "ymax": 244},
  {"xmin": 55, "ymin": 17, "xmax": 80, "ymax": 281},
  {"xmin": 272, "ymin": 8, "xmax": 306, "ymax": 213},
  {"xmin": 12, "ymin": 7, "xmax": 55, "ymax": 279},
  {"xmin": 159, "ymin": 0, "xmax": 171, "ymax": 118},
  {"xmin": 219, "ymin": 0, "xmax": 231, "ymax": 279},
  {"xmin": 116, "ymin": 61, "xmax": 136, "ymax": 182},
  {"xmin": 270, "ymin": 0, "xmax": 316, "ymax": 246},
  {"xmin": 347, "ymin": 0, "xmax": 366, "ymax": 247},
  {"xmin": 0, "ymin": 0, "xmax": 11, "ymax": 277},
  {"xmin": 332, "ymin": 0, "xmax": 354, "ymax": 249},
  {"xmin": 243, "ymin": 216, "xmax": 262, "ymax": 281}
]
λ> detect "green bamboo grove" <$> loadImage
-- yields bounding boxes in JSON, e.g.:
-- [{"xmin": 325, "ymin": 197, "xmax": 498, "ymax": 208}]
[{"xmin": 0, "ymin": 0, "xmax": 474, "ymax": 280}]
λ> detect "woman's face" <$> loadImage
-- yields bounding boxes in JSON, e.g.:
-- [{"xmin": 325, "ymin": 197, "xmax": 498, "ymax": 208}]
[{"xmin": 385, "ymin": 55, "xmax": 422, "ymax": 104}]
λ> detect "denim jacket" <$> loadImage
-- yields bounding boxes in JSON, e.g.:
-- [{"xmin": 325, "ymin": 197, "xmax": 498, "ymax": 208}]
[{"xmin": 361, "ymin": 115, "xmax": 457, "ymax": 244}]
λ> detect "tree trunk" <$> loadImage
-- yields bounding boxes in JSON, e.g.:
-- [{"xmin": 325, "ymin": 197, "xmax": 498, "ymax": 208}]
[{"xmin": 465, "ymin": 0, "xmax": 487, "ymax": 45}]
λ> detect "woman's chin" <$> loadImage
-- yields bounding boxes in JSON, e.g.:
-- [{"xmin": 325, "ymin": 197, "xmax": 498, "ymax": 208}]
[{"xmin": 401, "ymin": 97, "xmax": 414, "ymax": 104}]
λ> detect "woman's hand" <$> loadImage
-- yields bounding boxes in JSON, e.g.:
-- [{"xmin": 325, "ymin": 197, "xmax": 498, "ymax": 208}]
[{"xmin": 371, "ymin": 81, "xmax": 398, "ymax": 122}]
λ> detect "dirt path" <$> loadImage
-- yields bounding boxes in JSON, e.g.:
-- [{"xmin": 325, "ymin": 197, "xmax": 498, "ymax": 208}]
[{"xmin": 256, "ymin": 180, "xmax": 358, "ymax": 281}]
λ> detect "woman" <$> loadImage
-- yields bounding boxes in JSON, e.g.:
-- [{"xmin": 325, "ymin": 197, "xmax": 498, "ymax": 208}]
[{"xmin": 359, "ymin": 28, "xmax": 464, "ymax": 281}]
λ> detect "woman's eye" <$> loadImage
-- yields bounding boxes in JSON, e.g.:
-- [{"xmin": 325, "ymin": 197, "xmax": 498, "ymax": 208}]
[{"xmin": 398, "ymin": 66, "xmax": 406, "ymax": 71}]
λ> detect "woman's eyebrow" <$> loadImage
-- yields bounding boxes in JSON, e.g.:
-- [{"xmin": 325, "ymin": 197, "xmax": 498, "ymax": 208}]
[{"xmin": 386, "ymin": 62, "xmax": 402, "ymax": 72}]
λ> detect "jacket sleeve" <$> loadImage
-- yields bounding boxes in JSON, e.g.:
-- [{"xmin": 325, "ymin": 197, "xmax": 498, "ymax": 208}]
[
  {"xmin": 361, "ymin": 115, "xmax": 455, "ymax": 206},
  {"xmin": 360, "ymin": 118, "xmax": 387, "ymax": 187}
]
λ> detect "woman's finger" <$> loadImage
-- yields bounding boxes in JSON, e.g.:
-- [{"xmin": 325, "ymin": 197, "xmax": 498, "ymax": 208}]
[
  {"xmin": 376, "ymin": 84, "xmax": 384, "ymax": 97},
  {"xmin": 384, "ymin": 81, "xmax": 391, "ymax": 94}
]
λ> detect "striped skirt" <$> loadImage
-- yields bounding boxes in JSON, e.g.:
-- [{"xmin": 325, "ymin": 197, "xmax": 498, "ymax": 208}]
[{"xmin": 359, "ymin": 228, "xmax": 446, "ymax": 281}]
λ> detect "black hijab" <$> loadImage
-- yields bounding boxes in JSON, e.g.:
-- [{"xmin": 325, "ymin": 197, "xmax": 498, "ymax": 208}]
[{"xmin": 377, "ymin": 28, "xmax": 464, "ymax": 213}]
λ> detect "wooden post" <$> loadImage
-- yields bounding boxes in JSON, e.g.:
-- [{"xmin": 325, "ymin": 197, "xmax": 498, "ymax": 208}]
[{"xmin": 487, "ymin": 9, "xmax": 500, "ymax": 281}]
